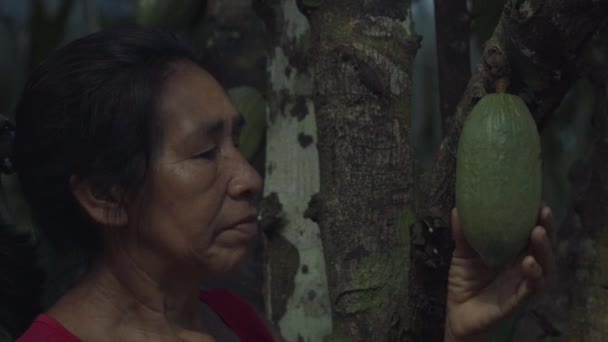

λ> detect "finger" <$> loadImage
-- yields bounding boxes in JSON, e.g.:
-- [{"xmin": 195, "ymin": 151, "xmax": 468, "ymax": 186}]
[
  {"xmin": 506, "ymin": 257, "xmax": 544, "ymax": 312},
  {"xmin": 531, "ymin": 225, "xmax": 555, "ymax": 274},
  {"xmin": 514, "ymin": 255, "xmax": 544, "ymax": 306},
  {"xmin": 538, "ymin": 205, "xmax": 555, "ymax": 243},
  {"xmin": 451, "ymin": 208, "xmax": 478, "ymax": 258},
  {"xmin": 521, "ymin": 255, "xmax": 543, "ymax": 281},
  {"xmin": 511, "ymin": 278, "xmax": 536, "ymax": 311}
]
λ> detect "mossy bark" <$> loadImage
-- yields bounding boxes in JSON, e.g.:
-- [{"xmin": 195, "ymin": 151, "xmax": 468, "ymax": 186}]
[{"xmin": 306, "ymin": 1, "xmax": 419, "ymax": 341}]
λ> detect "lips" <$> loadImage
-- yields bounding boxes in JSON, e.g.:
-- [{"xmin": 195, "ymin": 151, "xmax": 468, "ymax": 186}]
[{"xmin": 222, "ymin": 213, "xmax": 259, "ymax": 237}]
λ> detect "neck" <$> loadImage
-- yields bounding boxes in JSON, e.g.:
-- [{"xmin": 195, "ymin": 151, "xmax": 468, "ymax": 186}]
[{"xmin": 54, "ymin": 240, "xmax": 206, "ymax": 332}]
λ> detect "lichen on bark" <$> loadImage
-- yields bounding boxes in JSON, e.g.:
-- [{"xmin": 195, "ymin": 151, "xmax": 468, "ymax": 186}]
[
  {"xmin": 257, "ymin": 1, "xmax": 332, "ymax": 340},
  {"xmin": 307, "ymin": 1, "xmax": 418, "ymax": 340}
]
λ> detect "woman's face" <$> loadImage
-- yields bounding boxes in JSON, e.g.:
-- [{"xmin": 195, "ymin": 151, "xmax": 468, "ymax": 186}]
[{"xmin": 129, "ymin": 62, "xmax": 262, "ymax": 277}]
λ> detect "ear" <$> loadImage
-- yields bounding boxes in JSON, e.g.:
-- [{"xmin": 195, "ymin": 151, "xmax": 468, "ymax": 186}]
[{"xmin": 69, "ymin": 176, "xmax": 128, "ymax": 227}]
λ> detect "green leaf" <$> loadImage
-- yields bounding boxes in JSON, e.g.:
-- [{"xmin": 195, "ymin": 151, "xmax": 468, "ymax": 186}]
[{"xmin": 227, "ymin": 86, "xmax": 267, "ymax": 161}]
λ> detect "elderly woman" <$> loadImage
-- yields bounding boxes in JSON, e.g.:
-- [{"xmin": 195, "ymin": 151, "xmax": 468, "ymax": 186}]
[{"xmin": 6, "ymin": 28, "xmax": 553, "ymax": 341}]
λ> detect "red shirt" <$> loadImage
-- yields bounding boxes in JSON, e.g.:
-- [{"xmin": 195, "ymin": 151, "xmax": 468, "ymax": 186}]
[{"xmin": 17, "ymin": 289, "xmax": 274, "ymax": 342}]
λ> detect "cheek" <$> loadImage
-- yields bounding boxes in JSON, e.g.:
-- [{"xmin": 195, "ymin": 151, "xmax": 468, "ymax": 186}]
[
  {"xmin": 143, "ymin": 164, "xmax": 228, "ymax": 251},
  {"xmin": 169, "ymin": 160, "xmax": 217, "ymax": 191},
  {"xmin": 158, "ymin": 162, "xmax": 221, "ymax": 215}
]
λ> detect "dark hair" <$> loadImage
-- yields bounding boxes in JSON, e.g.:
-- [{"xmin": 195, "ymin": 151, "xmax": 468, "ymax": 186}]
[{"xmin": 3, "ymin": 27, "xmax": 206, "ymax": 335}]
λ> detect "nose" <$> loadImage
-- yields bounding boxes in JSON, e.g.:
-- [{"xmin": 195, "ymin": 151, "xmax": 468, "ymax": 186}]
[{"xmin": 227, "ymin": 153, "xmax": 262, "ymax": 202}]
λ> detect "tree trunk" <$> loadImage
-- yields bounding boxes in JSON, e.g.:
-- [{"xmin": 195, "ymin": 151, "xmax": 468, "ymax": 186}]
[
  {"xmin": 564, "ymin": 83, "xmax": 608, "ymax": 342},
  {"xmin": 256, "ymin": 1, "xmax": 332, "ymax": 341},
  {"xmin": 434, "ymin": 0, "xmax": 471, "ymax": 132},
  {"xmin": 563, "ymin": 24, "xmax": 608, "ymax": 341},
  {"xmin": 306, "ymin": 1, "xmax": 419, "ymax": 340},
  {"xmin": 513, "ymin": 22, "xmax": 608, "ymax": 341}
]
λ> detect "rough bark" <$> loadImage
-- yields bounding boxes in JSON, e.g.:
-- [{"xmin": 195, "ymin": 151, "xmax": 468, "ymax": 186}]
[
  {"xmin": 415, "ymin": 0, "xmax": 608, "ymax": 340},
  {"xmin": 563, "ymin": 83, "xmax": 608, "ymax": 342},
  {"xmin": 306, "ymin": 1, "xmax": 419, "ymax": 340},
  {"xmin": 434, "ymin": 0, "xmax": 471, "ymax": 132},
  {"xmin": 513, "ymin": 89, "xmax": 607, "ymax": 342},
  {"xmin": 255, "ymin": 1, "xmax": 332, "ymax": 341},
  {"xmin": 513, "ymin": 22, "xmax": 608, "ymax": 342}
]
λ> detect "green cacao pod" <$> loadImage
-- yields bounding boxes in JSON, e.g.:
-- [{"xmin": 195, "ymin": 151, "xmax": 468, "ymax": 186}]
[{"xmin": 455, "ymin": 93, "xmax": 542, "ymax": 269}]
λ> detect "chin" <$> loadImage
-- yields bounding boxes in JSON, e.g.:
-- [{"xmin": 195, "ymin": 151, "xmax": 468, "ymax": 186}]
[{"xmin": 202, "ymin": 246, "xmax": 253, "ymax": 278}]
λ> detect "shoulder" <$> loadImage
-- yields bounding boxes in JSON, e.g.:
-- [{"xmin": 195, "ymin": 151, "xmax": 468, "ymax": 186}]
[
  {"xmin": 200, "ymin": 289, "xmax": 283, "ymax": 342},
  {"xmin": 199, "ymin": 288, "xmax": 261, "ymax": 324},
  {"xmin": 16, "ymin": 315, "xmax": 80, "ymax": 342}
]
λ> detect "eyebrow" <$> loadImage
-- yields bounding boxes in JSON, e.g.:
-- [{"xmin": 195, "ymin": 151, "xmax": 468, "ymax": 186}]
[{"xmin": 194, "ymin": 112, "xmax": 246, "ymax": 141}]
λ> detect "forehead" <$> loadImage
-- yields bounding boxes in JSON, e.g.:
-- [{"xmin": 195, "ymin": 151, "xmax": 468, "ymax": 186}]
[{"xmin": 158, "ymin": 62, "xmax": 234, "ymax": 137}]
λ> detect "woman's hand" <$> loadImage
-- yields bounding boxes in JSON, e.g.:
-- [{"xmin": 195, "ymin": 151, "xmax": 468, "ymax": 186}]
[{"xmin": 444, "ymin": 205, "xmax": 555, "ymax": 342}]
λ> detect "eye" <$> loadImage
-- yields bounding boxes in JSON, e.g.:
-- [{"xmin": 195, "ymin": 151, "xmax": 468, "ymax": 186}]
[{"xmin": 195, "ymin": 146, "xmax": 219, "ymax": 160}]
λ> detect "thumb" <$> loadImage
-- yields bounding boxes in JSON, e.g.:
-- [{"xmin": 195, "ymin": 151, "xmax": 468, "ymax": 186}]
[{"xmin": 451, "ymin": 208, "xmax": 478, "ymax": 258}]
